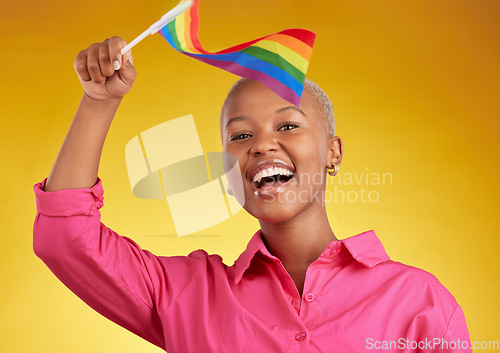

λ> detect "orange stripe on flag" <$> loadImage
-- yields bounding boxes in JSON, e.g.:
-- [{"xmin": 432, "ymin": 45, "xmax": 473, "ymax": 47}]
[
  {"xmin": 182, "ymin": 11, "xmax": 201, "ymax": 53},
  {"xmin": 270, "ymin": 34, "xmax": 314, "ymax": 61}
]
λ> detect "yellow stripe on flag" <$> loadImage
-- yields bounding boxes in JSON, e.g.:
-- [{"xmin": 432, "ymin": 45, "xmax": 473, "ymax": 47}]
[
  {"xmin": 175, "ymin": 13, "xmax": 189, "ymax": 52},
  {"xmin": 252, "ymin": 40, "xmax": 309, "ymax": 73},
  {"xmin": 270, "ymin": 34, "xmax": 314, "ymax": 60}
]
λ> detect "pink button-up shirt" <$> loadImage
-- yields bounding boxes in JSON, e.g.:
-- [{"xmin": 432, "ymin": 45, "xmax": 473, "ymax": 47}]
[{"xmin": 33, "ymin": 178, "xmax": 471, "ymax": 352}]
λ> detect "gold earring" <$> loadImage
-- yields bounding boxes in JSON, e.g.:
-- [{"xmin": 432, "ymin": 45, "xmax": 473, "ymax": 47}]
[{"xmin": 328, "ymin": 164, "xmax": 339, "ymax": 176}]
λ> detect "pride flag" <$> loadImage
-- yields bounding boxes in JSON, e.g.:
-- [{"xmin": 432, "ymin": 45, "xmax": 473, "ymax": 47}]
[{"xmin": 158, "ymin": 0, "xmax": 316, "ymax": 106}]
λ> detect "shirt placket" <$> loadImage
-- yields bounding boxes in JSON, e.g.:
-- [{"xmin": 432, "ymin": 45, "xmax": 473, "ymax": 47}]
[
  {"xmin": 276, "ymin": 261, "xmax": 330, "ymax": 353},
  {"xmin": 265, "ymin": 242, "xmax": 342, "ymax": 353},
  {"xmin": 268, "ymin": 258, "xmax": 311, "ymax": 353},
  {"xmin": 299, "ymin": 262, "xmax": 325, "ymax": 327},
  {"xmin": 293, "ymin": 243, "xmax": 341, "ymax": 353},
  {"xmin": 283, "ymin": 266, "xmax": 328, "ymax": 353}
]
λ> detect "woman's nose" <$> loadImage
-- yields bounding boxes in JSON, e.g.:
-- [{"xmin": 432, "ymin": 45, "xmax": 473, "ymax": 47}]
[{"xmin": 250, "ymin": 132, "xmax": 279, "ymax": 156}]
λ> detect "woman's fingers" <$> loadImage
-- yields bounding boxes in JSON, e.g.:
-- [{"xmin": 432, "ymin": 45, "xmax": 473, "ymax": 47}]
[
  {"xmin": 74, "ymin": 50, "xmax": 90, "ymax": 82},
  {"xmin": 75, "ymin": 37, "xmax": 134, "ymax": 84},
  {"xmin": 98, "ymin": 41, "xmax": 114, "ymax": 78},
  {"xmin": 108, "ymin": 36, "xmax": 127, "ymax": 70},
  {"xmin": 74, "ymin": 37, "xmax": 136, "ymax": 100},
  {"xmin": 87, "ymin": 43, "xmax": 106, "ymax": 83},
  {"xmin": 107, "ymin": 36, "xmax": 136, "ymax": 85}
]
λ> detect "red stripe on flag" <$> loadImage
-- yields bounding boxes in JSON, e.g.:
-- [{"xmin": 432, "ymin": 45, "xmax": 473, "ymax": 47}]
[
  {"xmin": 188, "ymin": 0, "xmax": 205, "ymax": 53},
  {"xmin": 214, "ymin": 29, "xmax": 316, "ymax": 55}
]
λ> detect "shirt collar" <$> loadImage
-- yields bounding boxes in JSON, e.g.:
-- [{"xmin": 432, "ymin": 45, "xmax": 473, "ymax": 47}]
[{"xmin": 233, "ymin": 229, "xmax": 389, "ymax": 284}]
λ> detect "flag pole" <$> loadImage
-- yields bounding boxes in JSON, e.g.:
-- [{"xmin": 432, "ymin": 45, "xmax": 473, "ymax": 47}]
[{"xmin": 121, "ymin": 0, "xmax": 193, "ymax": 55}]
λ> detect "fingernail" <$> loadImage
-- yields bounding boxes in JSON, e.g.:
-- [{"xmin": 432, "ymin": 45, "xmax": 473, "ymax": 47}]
[{"xmin": 113, "ymin": 60, "xmax": 120, "ymax": 70}]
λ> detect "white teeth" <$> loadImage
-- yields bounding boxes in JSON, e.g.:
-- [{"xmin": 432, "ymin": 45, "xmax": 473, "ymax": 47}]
[{"xmin": 252, "ymin": 166, "xmax": 293, "ymax": 184}]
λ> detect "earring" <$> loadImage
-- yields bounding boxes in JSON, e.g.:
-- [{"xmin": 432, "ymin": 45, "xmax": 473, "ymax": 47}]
[
  {"xmin": 328, "ymin": 164, "xmax": 339, "ymax": 176},
  {"xmin": 226, "ymin": 185, "xmax": 233, "ymax": 196}
]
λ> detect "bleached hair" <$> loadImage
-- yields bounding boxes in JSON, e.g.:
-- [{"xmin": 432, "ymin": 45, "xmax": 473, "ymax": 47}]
[
  {"xmin": 303, "ymin": 78, "xmax": 335, "ymax": 136},
  {"xmin": 221, "ymin": 78, "xmax": 335, "ymax": 137}
]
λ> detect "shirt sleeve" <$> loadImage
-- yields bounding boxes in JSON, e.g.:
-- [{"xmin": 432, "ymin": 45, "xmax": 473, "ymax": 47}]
[{"xmin": 32, "ymin": 178, "xmax": 203, "ymax": 350}]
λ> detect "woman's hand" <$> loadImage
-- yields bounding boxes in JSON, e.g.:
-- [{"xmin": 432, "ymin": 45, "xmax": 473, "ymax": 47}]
[{"xmin": 74, "ymin": 36, "xmax": 137, "ymax": 102}]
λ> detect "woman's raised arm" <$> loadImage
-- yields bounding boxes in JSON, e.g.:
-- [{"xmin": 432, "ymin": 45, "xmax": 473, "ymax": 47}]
[{"xmin": 45, "ymin": 37, "xmax": 136, "ymax": 192}]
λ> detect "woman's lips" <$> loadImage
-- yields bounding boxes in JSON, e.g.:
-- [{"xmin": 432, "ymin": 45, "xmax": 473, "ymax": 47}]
[
  {"xmin": 248, "ymin": 159, "xmax": 294, "ymax": 182},
  {"xmin": 246, "ymin": 158, "xmax": 296, "ymax": 198}
]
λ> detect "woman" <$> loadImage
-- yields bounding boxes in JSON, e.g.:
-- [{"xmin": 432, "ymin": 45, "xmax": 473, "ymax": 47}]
[{"xmin": 34, "ymin": 37, "xmax": 471, "ymax": 352}]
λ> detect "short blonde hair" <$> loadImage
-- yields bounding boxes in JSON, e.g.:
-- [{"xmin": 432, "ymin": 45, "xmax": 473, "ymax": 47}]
[{"xmin": 303, "ymin": 78, "xmax": 335, "ymax": 136}]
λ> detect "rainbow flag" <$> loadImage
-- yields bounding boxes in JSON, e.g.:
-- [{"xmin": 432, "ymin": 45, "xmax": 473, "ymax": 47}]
[{"xmin": 158, "ymin": 0, "xmax": 316, "ymax": 106}]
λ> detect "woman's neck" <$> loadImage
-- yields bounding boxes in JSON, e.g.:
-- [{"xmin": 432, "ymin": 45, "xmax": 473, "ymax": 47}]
[{"xmin": 259, "ymin": 205, "xmax": 337, "ymax": 296}]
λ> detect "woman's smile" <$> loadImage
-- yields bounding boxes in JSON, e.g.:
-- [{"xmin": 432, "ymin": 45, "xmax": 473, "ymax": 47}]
[{"xmin": 248, "ymin": 158, "xmax": 296, "ymax": 198}]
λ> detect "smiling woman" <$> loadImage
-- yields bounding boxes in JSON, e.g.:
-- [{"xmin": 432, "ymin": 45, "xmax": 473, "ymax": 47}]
[
  {"xmin": 221, "ymin": 79, "xmax": 342, "ymax": 229},
  {"xmin": 33, "ymin": 37, "xmax": 472, "ymax": 353}
]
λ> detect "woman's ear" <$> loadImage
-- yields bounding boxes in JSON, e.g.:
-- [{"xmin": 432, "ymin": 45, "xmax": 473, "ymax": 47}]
[{"xmin": 327, "ymin": 136, "xmax": 343, "ymax": 168}]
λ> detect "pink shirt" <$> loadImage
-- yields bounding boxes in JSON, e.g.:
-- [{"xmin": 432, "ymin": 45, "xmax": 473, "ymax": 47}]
[{"xmin": 33, "ymin": 178, "xmax": 471, "ymax": 352}]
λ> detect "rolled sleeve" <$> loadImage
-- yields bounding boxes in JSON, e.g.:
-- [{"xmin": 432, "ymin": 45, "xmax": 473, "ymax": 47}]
[{"xmin": 34, "ymin": 178, "xmax": 104, "ymax": 217}]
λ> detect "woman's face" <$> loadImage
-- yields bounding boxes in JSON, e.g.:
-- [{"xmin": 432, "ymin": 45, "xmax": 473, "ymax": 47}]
[{"xmin": 221, "ymin": 80, "xmax": 342, "ymax": 224}]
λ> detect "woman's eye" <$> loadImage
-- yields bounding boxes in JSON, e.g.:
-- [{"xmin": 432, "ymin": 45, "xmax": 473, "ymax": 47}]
[
  {"xmin": 278, "ymin": 123, "xmax": 298, "ymax": 131},
  {"xmin": 231, "ymin": 133, "xmax": 252, "ymax": 141}
]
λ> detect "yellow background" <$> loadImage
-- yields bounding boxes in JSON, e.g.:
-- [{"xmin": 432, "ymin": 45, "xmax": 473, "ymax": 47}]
[{"xmin": 1, "ymin": 0, "xmax": 499, "ymax": 351}]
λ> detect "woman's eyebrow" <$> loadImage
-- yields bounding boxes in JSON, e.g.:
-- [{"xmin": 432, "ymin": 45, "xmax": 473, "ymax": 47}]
[
  {"xmin": 225, "ymin": 116, "xmax": 246, "ymax": 131},
  {"xmin": 225, "ymin": 106, "xmax": 305, "ymax": 131},
  {"xmin": 275, "ymin": 106, "xmax": 306, "ymax": 117}
]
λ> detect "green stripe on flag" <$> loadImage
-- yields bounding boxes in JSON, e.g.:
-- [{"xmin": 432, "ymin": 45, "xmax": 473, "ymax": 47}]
[
  {"xmin": 168, "ymin": 19, "xmax": 182, "ymax": 51},
  {"xmin": 241, "ymin": 46, "xmax": 305, "ymax": 83}
]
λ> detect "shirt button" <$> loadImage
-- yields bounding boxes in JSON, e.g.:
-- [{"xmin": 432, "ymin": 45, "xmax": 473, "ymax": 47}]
[
  {"xmin": 295, "ymin": 332, "xmax": 307, "ymax": 341},
  {"xmin": 304, "ymin": 293, "xmax": 314, "ymax": 302}
]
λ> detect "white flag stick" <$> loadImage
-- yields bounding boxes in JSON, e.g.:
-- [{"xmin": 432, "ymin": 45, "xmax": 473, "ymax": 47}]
[{"xmin": 121, "ymin": 0, "xmax": 193, "ymax": 55}]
